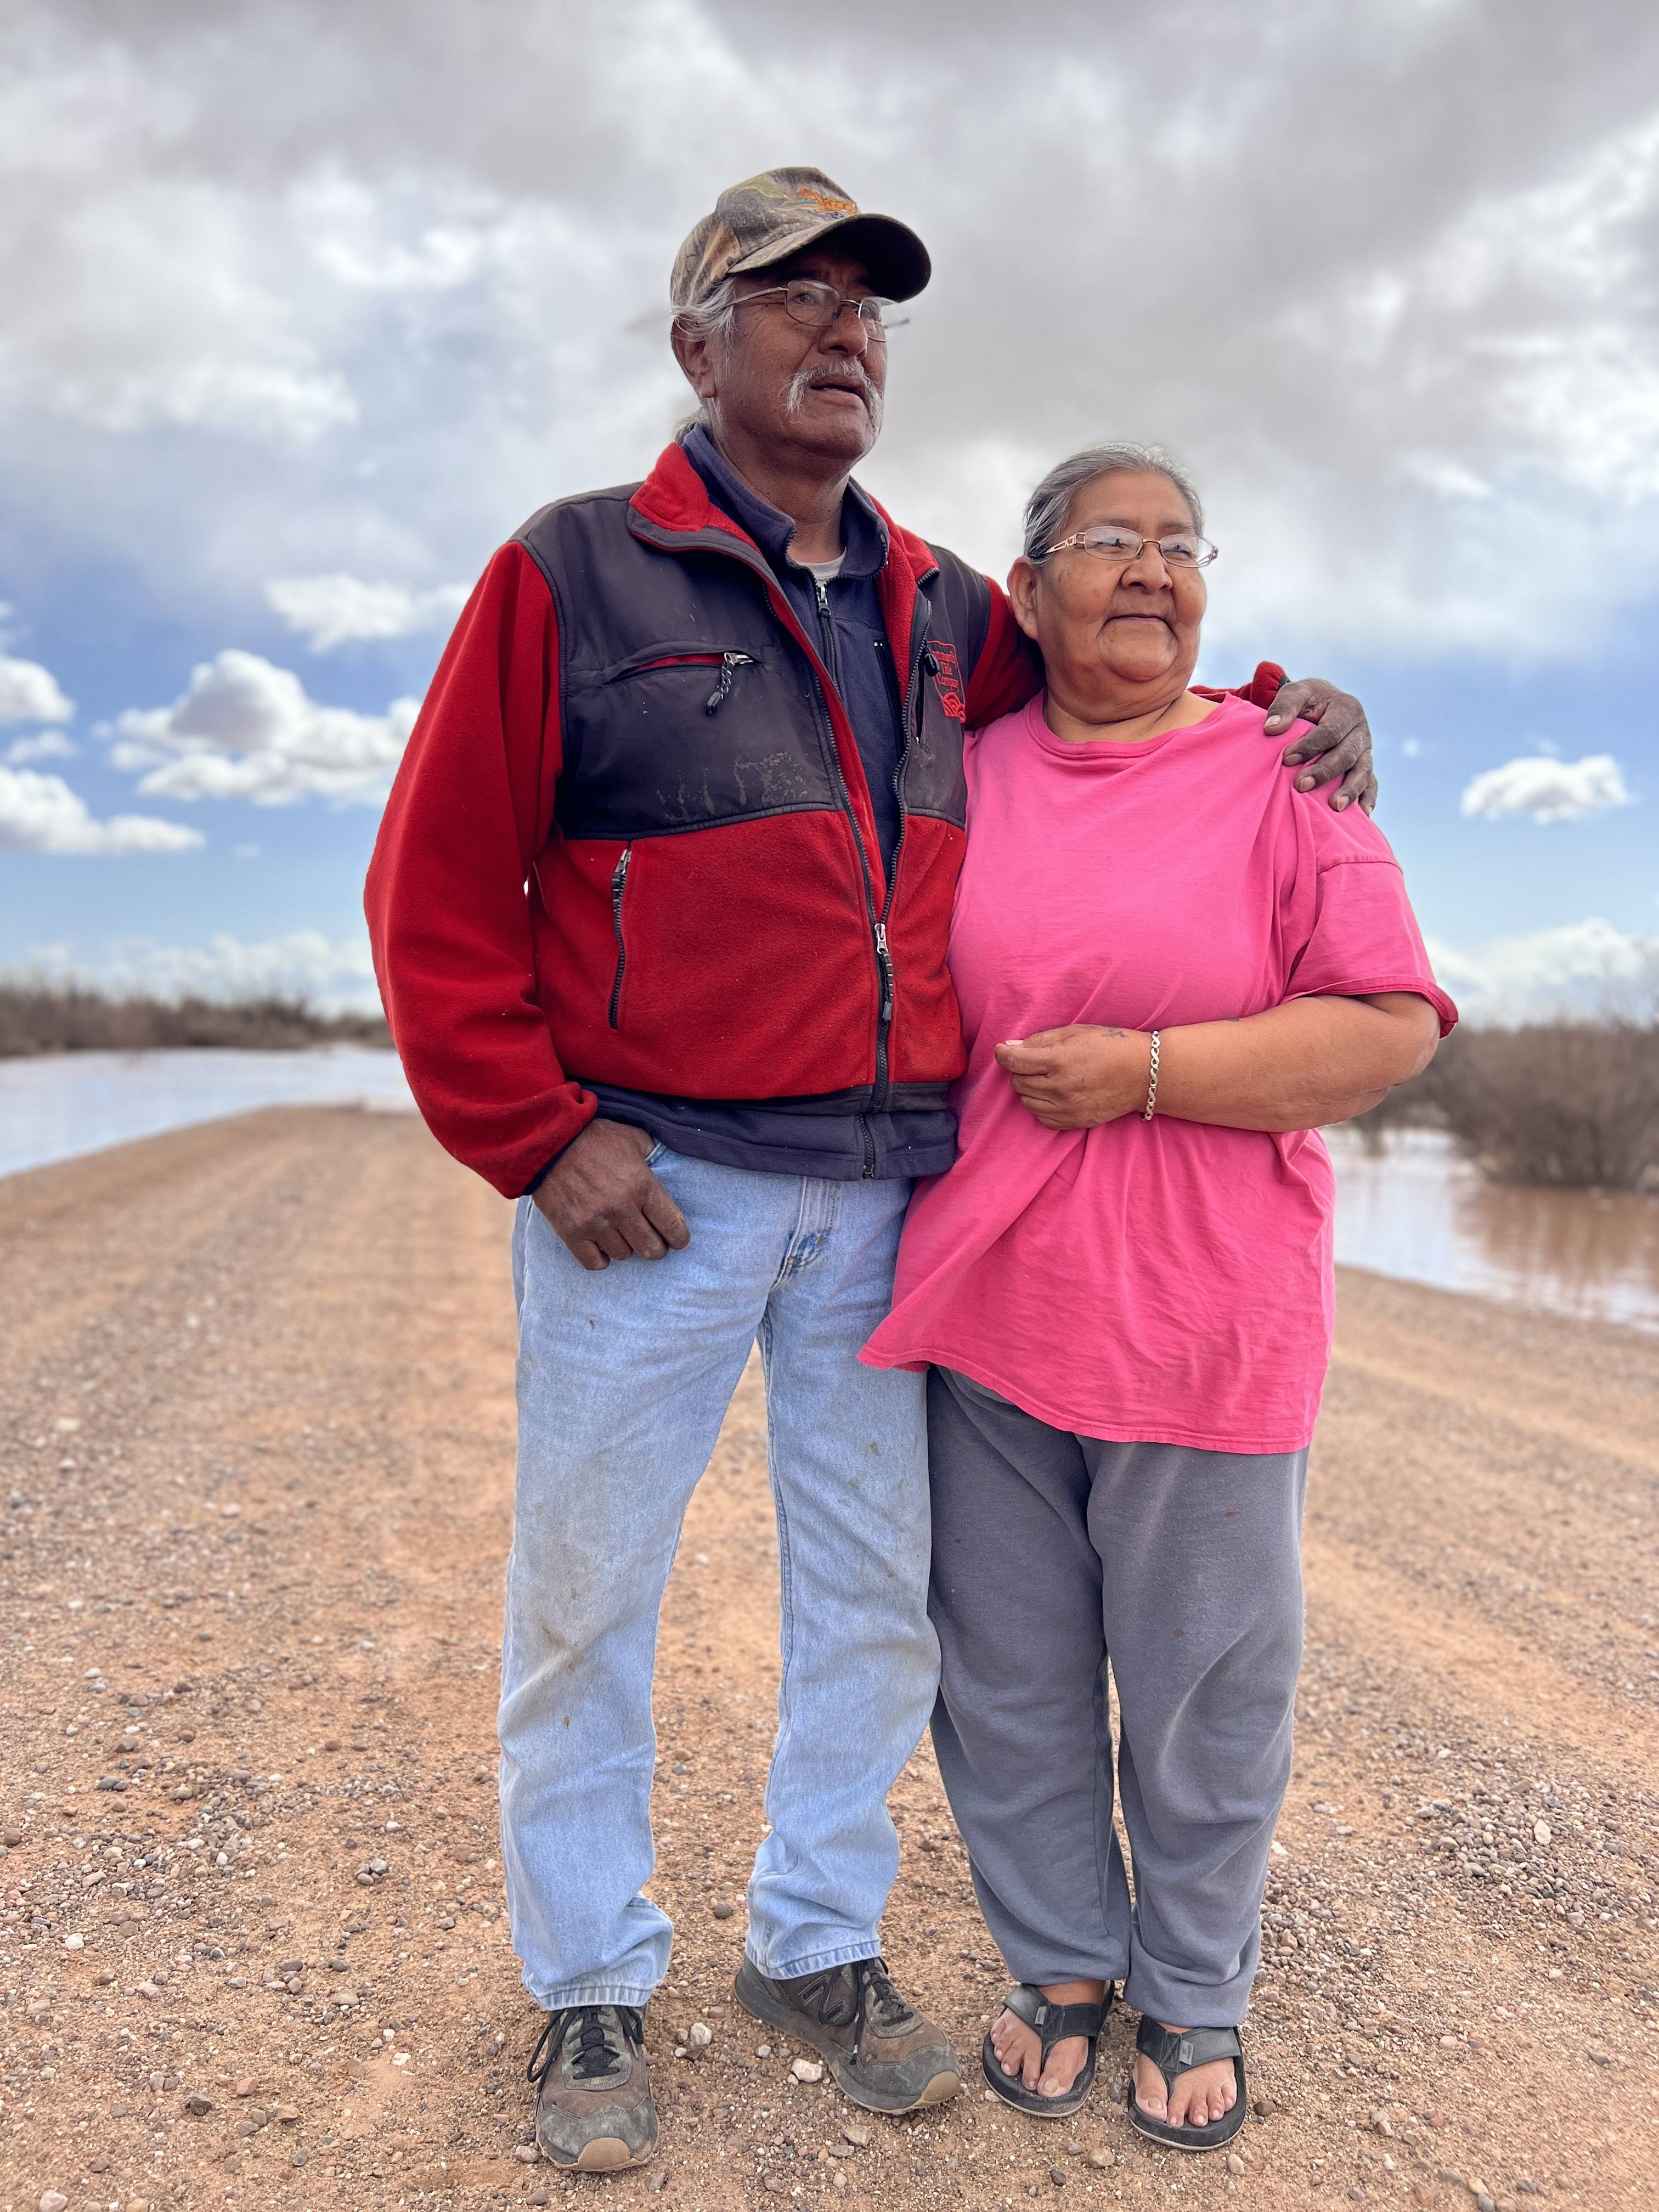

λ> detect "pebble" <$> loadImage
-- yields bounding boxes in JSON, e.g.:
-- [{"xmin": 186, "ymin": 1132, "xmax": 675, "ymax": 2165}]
[
  {"xmin": 1533, "ymin": 1819, "xmax": 1552, "ymax": 1845},
  {"xmin": 61, "ymin": 1933, "xmax": 82, "ymax": 1950},
  {"xmin": 755, "ymin": 2041, "xmax": 771, "ymax": 2057},
  {"xmin": 1086, "ymin": 2148, "xmax": 1113, "ymax": 2169},
  {"xmin": 235, "ymin": 2074, "xmax": 257, "ymax": 2096},
  {"xmin": 39, "ymin": 2194, "xmax": 69, "ymax": 2212},
  {"xmin": 1049, "ymin": 2166, "xmax": 1067, "ymax": 2187},
  {"xmin": 1227, "ymin": 2152, "xmax": 1245, "ymax": 2175},
  {"xmin": 1254, "ymin": 2092, "xmax": 1274, "ymax": 2118},
  {"xmin": 688, "ymin": 2022, "xmax": 713, "ymax": 2049},
  {"xmin": 182, "ymin": 2091, "xmax": 213, "ymax": 2115},
  {"xmin": 841, "ymin": 2122, "xmax": 871, "ymax": 2146},
  {"xmin": 514, "ymin": 2143, "xmax": 539, "ymax": 2163},
  {"xmin": 712, "ymin": 1900, "xmax": 735, "ymax": 1920},
  {"xmin": 790, "ymin": 2056, "xmax": 823, "ymax": 2083}
]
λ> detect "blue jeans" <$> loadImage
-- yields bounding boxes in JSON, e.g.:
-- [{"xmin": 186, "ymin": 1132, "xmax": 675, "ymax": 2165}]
[{"xmin": 500, "ymin": 1144, "xmax": 936, "ymax": 2010}]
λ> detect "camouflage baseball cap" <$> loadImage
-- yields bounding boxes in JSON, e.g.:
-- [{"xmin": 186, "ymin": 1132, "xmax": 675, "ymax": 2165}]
[{"xmin": 670, "ymin": 165, "xmax": 931, "ymax": 309}]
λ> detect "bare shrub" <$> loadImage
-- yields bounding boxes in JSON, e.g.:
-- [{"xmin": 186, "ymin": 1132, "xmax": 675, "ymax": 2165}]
[
  {"xmin": 0, "ymin": 984, "xmax": 391, "ymax": 1058},
  {"xmin": 1351, "ymin": 1020, "xmax": 1659, "ymax": 1190}
]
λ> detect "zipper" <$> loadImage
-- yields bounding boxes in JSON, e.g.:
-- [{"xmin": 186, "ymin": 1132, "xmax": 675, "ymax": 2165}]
[
  {"xmin": 815, "ymin": 577, "xmax": 895, "ymax": 1114},
  {"xmin": 607, "ymin": 844, "xmax": 633, "ymax": 1029},
  {"xmin": 603, "ymin": 648, "xmax": 755, "ymax": 713},
  {"xmin": 856, "ymin": 1115, "xmax": 876, "ymax": 1179},
  {"xmin": 704, "ymin": 650, "xmax": 755, "ymax": 714},
  {"xmin": 625, "ymin": 516, "xmax": 921, "ymax": 1134}
]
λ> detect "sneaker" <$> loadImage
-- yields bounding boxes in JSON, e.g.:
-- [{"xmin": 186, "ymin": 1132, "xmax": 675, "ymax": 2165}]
[
  {"xmin": 734, "ymin": 1956, "xmax": 962, "ymax": 2113},
  {"xmin": 527, "ymin": 2004, "xmax": 657, "ymax": 2171}
]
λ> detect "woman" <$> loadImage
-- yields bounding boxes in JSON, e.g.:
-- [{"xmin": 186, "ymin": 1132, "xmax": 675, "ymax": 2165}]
[{"xmin": 862, "ymin": 445, "xmax": 1454, "ymax": 2152}]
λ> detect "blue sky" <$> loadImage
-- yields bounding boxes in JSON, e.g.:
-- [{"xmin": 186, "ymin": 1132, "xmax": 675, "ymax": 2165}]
[{"xmin": 3, "ymin": 0, "xmax": 1656, "ymax": 1022}]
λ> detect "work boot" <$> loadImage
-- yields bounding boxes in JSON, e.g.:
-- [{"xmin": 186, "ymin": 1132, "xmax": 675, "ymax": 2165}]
[
  {"xmin": 735, "ymin": 1955, "xmax": 962, "ymax": 2113},
  {"xmin": 527, "ymin": 2004, "xmax": 657, "ymax": 2171}
]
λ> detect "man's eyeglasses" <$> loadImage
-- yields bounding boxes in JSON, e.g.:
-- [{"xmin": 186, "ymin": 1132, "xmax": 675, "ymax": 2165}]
[
  {"xmin": 737, "ymin": 280, "xmax": 906, "ymax": 338},
  {"xmin": 1042, "ymin": 524, "xmax": 1218, "ymax": 569}
]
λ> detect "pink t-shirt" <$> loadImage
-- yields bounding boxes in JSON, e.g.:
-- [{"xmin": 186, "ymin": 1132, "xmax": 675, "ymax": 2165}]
[{"xmin": 861, "ymin": 691, "xmax": 1457, "ymax": 1454}]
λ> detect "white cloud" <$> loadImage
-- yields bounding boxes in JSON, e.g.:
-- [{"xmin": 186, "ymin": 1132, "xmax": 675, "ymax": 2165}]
[
  {"xmin": 106, "ymin": 649, "xmax": 419, "ymax": 805},
  {"xmin": 1459, "ymin": 753, "xmax": 1634, "ymax": 822},
  {"xmin": 0, "ymin": 653, "xmax": 74, "ymax": 726},
  {"xmin": 266, "ymin": 572, "xmax": 470, "ymax": 651},
  {"xmin": 5, "ymin": 1, "xmax": 1659, "ymax": 663},
  {"xmin": 4, "ymin": 729, "xmax": 77, "ymax": 763},
  {"xmin": 1429, "ymin": 918, "xmax": 1659, "ymax": 1022},
  {"xmin": 17, "ymin": 927, "xmax": 383, "ymax": 1012},
  {"xmin": 0, "ymin": 765, "xmax": 204, "ymax": 854}
]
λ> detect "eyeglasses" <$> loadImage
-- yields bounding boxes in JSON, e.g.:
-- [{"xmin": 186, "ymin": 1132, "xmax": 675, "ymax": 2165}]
[
  {"xmin": 736, "ymin": 279, "xmax": 905, "ymax": 337},
  {"xmin": 1042, "ymin": 524, "xmax": 1218, "ymax": 569}
]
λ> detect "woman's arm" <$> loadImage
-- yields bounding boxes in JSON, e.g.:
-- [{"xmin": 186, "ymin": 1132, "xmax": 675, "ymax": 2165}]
[{"xmin": 995, "ymin": 994, "xmax": 1441, "ymax": 1135}]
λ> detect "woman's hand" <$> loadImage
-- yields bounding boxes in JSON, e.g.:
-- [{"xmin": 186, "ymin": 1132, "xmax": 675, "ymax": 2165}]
[{"xmin": 995, "ymin": 1026, "xmax": 1152, "ymax": 1129}]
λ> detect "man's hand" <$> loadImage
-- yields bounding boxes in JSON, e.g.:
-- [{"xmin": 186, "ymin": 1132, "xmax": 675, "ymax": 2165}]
[
  {"xmin": 1262, "ymin": 679, "xmax": 1378, "ymax": 814},
  {"xmin": 532, "ymin": 1118, "xmax": 690, "ymax": 1272},
  {"xmin": 995, "ymin": 1027, "xmax": 1151, "ymax": 1130}
]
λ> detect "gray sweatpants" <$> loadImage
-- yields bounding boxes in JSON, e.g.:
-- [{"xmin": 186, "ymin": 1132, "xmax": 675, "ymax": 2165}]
[{"xmin": 927, "ymin": 1367, "xmax": 1307, "ymax": 2028}]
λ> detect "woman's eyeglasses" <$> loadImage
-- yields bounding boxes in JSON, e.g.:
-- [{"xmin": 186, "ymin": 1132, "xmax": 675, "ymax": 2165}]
[
  {"xmin": 1042, "ymin": 525, "xmax": 1218, "ymax": 569},
  {"xmin": 737, "ymin": 280, "xmax": 906, "ymax": 337}
]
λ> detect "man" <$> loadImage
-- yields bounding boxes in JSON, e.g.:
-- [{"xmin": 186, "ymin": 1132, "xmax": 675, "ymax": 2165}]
[{"xmin": 365, "ymin": 166, "xmax": 1374, "ymax": 2173}]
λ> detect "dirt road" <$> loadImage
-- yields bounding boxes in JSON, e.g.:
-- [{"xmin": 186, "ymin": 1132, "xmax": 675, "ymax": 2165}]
[{"xmin": 1, "ymin": 1108, "xmax": 1654, "ymax": 2212}]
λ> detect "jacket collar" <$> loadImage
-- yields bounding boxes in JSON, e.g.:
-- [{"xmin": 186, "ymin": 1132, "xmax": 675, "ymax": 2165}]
[
  {"xmin": 679, "ymin": 425, "xmax": 889, "ymax": 580},
  {"xmin": 629, "ymin": 440, "xmax": 939, "ymax": 592}
]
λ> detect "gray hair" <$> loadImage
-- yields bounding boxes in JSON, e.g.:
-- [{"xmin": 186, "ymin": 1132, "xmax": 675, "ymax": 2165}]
[
  {"xmin": 672, "ymin": 278, "xmax": 742, "ymax": 436},
  {"xmin": 1022, "ymin": 442, "xmax": 1203, "ymax": 563},
  {"xmin": 673, "ymin": 274, "xmax": 743, "ymax": 349}
]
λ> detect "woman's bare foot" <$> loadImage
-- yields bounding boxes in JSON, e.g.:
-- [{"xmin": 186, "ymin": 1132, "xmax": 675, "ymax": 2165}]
[
  {"xmin": 987, "ymin": 1979, "xmax": 1105, "ymax": 2098},
  {"xmin": 1133, "ymin": 2027, "xmax": 1237, "ymax": 2129}
]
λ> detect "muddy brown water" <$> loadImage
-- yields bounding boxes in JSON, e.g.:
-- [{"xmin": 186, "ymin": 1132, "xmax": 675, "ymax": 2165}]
[
  {"xmin": 4, "ymin": 1058, "xmax": 1657, "ymax": 1335},
  {"xmin": 1329, "ymin": 1128, "xmax": 1659, "ymax": 1334}
]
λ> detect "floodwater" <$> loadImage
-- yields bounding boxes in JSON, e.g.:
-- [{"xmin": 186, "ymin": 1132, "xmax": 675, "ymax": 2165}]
[
  {"xmin": 1327, "ymin": 1126, "xmax": 1659, "ymax": 1334},
  {"xmin": 1, "ymin": 1054, "xmax": 1655, "ymax": 1331},
  {"xmin": 0, "ymin": 1047, "xmax": 414, "ymax": 1182}
]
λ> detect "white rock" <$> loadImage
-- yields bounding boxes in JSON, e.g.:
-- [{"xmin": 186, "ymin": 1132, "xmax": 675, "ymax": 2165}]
[
  {"xmin": 688, "ymin": 2022, "xmax": 713, "ymax": 2049},
  {"xmin": 61, "ymin": 1933, "xmax": 83, "ymax": 1951},
  {"xmin": 790, "ymin": 2056, "xmax": 824, "ymax": 2083},
  {"xmin": 40, "ymin": 2195, "xmax": 69, "ymax": 2212},
  {"xmin": 1533, "ymin": 1819, "xmax": 1552, "ymax": 1845}
]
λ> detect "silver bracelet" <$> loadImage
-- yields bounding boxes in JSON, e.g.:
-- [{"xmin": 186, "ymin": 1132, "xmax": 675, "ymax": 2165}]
[{"xmin": 1142, "ymin": 1030, "xmax": 1160, "ymax": 1121}]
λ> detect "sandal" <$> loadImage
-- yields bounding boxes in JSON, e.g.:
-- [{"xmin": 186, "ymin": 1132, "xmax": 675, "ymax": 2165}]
[
  {"xmin": 1126, "ymin": 2015, "xmax": 1246, "ymax": 2152},
  {"xmin": 981, "ymin": 1983, "xmax": 1112, "ymax": 2119}
]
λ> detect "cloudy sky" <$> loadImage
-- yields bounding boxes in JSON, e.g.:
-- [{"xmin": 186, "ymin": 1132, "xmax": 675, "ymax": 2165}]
[{"xmin": 3, "ymin": 0, "xmax": 1656, "ymax": 1019}]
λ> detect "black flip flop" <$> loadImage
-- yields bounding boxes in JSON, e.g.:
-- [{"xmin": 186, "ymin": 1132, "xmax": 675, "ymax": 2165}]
[
  {"xmin": 981, "ymin": 1983, "xmax": 1113, "ymax": 2120},
  {"xmin": 1126, "ymin": 2016, "xmax": 1246, "ymax": 2152}
]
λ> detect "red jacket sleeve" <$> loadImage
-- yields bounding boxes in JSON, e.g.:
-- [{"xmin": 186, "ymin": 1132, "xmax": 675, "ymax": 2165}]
[
  {"xmin": 364, "ymin": 543, "xmax": 596, "ymax": 1199},
  {"xmin": 963, "ymin": 579, "xmax": 1042, "ymax": 726}
]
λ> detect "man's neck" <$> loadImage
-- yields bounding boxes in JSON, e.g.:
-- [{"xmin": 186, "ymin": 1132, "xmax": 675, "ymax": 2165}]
[{"xmin": 705, "ymin": 425, "xmax": 849, "ymax": 565}]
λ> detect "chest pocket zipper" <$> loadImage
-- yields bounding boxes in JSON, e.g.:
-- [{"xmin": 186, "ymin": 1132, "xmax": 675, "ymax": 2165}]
[
  {"xmin": 704, "ymin": 651, "xmax": 755, "ymax": 713},
  {"xmin": 608, "ymin": 845, "xmax": 632, "ymax": 1029}
]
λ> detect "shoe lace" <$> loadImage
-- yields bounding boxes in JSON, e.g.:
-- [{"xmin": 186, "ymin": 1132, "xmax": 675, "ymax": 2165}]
[
  {"xmin": 855, "ymin": 1956, "xmax": 918, "ymax": 2034},
  {"xmin": 794, "ymin": 1957, "xmax": 916, "ymax": 2037},
  {"xmin": 527, "ymin": 2004, "xmax": 644, "ymax": 2088}
]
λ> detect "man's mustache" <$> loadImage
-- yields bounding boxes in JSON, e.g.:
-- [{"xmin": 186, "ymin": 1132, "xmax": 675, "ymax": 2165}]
[{"xmin": 783, "ymin": 362, "xmax": 883, "ymax": 428}]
